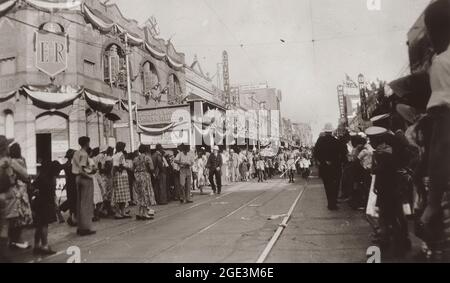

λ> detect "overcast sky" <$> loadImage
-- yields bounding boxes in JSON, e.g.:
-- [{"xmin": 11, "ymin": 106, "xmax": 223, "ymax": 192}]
[{"xmin": 114, "ymin": 0, "xmax": 431, "ymax": 139}]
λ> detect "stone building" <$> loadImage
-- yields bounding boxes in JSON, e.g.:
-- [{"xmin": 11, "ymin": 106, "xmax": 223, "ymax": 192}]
[{"xmin": 0, "ymin": 0, "xmax": 186, "ymax": 174}]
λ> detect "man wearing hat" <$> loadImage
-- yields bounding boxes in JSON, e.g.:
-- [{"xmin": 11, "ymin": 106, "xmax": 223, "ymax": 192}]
[
  {"xmin": 206, "ymin": 146, "xmax": 223, "ymax": 195},
  {"xmin": 174, "ymin": 144, "xmax": 195, "ymax": 204},
  {"xmin": 152, "ymin": 144, "xmax": 169, "ymax": 205},
  {"xmin": 366, "ymin": 126, "xmax": 413, "ymax": 255},
  {"xmin": 314, "ymin": 123, "xmax": 345, "ymax": 211}
]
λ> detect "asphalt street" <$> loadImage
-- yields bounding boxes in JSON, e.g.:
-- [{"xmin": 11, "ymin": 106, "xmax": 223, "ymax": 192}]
[{"xmin": 11, "ymin": 174, "xmax": 372, "ymax": 263}]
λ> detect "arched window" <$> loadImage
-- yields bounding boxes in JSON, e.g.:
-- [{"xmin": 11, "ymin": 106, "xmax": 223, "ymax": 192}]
[
  {"xmin": 142, "ymin": 61, "xmax": 159, "ymax": 103},
  {"xmin": 4, "ymin": 110, "xmax": 14, "ymax": 139},
  {"xmin": 104, "ymin": 44, "xmax": 127, "ymax": 89},
  {"xmin": 168, "ymin": 74, "xmax": 182, "ymax": 105}
]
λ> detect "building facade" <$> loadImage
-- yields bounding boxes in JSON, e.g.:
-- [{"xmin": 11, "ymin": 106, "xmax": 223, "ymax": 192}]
[{"xmin": 0, "ymin": 0, "xmax": 186, "ymax": 173}]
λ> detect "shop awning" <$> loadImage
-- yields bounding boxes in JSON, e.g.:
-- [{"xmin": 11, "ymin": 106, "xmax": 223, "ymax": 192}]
[
  {"xmin": 23, "ymin": 85, "xmax": 83, "ymax": 109},
  {"xmin": 84, "ymin": 89, "xmax": 119, "ymax": 114}
]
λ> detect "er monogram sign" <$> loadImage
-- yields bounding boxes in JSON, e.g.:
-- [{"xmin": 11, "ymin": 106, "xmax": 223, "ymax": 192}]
[{"xmin": 35, "ymin": 31, "xmax": 68, "ymax": 78}]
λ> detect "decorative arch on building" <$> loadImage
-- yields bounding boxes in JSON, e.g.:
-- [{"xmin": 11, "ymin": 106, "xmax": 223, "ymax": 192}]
[
  {"xmin": 38, "ymin": 21, "xmax": 65, "ymax": 33},
  {"xmin": 141, "ymin": 60, "xmax": 160, "ymax": 104},
  {"xmin": 167, "ymin": 73, "xmax": 182, "ymax": 105}
]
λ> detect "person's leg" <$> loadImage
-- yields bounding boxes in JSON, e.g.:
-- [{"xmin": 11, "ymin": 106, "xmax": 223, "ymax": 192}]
[
  {"xmin": 186, "ymin": 174, "xmax": 192, "ymax": 202},
  {"xmin": 40, "ymin": 225, "xmax": 49, "ymax": 248},
  {"xmin": 159, "ymin": 174, "xmax": 168, "ymax": 204},
  {"xmin": 216, "ymin": 170, "xmax": 222, "ymax": 194},
  {"xmin": 209, "ymin": 172, "xmax": 216, "ymax": 194},
  {"xmin": 179, "ymin": 172, "xmax": 186, "ymax": 202},
  {"xmin": 34, "ymin": 226, "xmax": 42, "ymax": 250}
]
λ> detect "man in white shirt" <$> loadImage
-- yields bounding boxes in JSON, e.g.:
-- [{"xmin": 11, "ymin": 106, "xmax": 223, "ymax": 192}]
[
  {"xmin": 420, "ymin": 0, "xmax": 450, "ymax": 260},
  {"xmin": 175, "ymin": 144, "xmax": 194, "ymax": 203}
]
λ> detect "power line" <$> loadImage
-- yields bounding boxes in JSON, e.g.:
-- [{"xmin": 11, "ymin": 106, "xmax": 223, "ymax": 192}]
[{"xmin": 201, "ymin": 0, "xmax": 268, "ymax": 82}]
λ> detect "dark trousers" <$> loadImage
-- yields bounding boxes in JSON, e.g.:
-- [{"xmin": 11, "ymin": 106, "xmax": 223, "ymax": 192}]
[
  {"xmin": 60, "ymin": 183, "xmax": 77, "ymax": 215},
  {"xmin": 378, "ymin": 193, "xmax": 409, "ymax": 250},
  {"xmin": 258, "ymin": 169, "xmax": 264, "ymax": 182},
  {"xmin": 320, "ymin": 164, "xmax": 340, "ymax": 209},
  {"xmin": 209, "ymin": 169, "xmax": 222, "ymax": 194},
  {"xmin": 157, "ymin": 173, "xmax": 168, "ymax": 205}
]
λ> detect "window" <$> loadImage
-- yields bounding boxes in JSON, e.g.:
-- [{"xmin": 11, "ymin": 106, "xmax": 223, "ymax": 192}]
[
  {"xmin": 168, "ymin": 74, "xmax": 182, "ymax": 105},
  {"xmin": 83, "ymin": 60, "xmax": 95, "ymax": 77},
  {"xmin": 103, "ymin": 44, "xmax": 126, "ymax": 89},
  {"xmin": 142, "ymin": 61, "xmax": 159, "ymax": 103},
  {"xmin": 0, "ymin": 57, "xmax": 16, "ymax": 76},
  {"xmin": 4, "ymin": 110, "xmax": 14, "ymax": 139}
]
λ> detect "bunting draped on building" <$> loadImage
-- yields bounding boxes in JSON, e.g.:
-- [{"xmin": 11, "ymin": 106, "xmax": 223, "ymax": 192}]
[
  {"xmin": 25, "ymin": 0, "xmax": 82, "ymax": 12},
  {"xmin": 23, "ymin": 85, "xmax": 83, "ymax": 109},
  {"xmin": 0, "ymin": 0, "xmax": 17, "ymax": 15},
  {"xmin": 120, "ymin": 100, "xmax": 137, "ymax": 112},
  {"xmin": 82, "ymin": 3, "xmax": 115, "ymax": 32},
  {"xmin": 84, "ymin": 90, "xmax": 119, "ymax": 114},
  {"xmin": 144, "ymin": 43, "xmax": 166, "ymax": 60},
  {"xmin": 82, "ymin": 4, "xmax": 184, "ymax": 70},
  {"xmin": 0, "ymin": 90, "xmax": 17, "ymax": 103},
  {"xmin": 138, "ymin": 120, "xmax": 187, "ymax": 135}
]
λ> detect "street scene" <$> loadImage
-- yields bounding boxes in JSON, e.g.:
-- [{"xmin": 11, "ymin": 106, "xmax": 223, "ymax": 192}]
[{"xmin": 0, "ymin": 0, "xmax": 449, "ymax": 264}]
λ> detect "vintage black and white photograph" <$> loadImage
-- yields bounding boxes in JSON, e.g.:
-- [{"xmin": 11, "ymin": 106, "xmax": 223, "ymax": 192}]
[{"xmin": 0, "ymin": 0, "xmax": 449, "ymax": 266}]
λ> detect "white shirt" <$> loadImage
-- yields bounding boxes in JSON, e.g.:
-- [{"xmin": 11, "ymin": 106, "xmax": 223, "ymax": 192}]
[{"xmin": 428, "ymin": 46, "xmax": 450, "ymax": 109}]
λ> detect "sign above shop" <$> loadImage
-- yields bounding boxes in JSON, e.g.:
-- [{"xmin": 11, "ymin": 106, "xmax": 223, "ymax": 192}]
[
  {"xmin": 35, "ymin": 30, "xmax": 68, "ymax": 78},
  {"xmin": 140, "ymin": 130, "xmax": 189, "ymax": 146},
  {"xmin": 138, "ymin": 105, "xmax": 190, "ymax": 126}
]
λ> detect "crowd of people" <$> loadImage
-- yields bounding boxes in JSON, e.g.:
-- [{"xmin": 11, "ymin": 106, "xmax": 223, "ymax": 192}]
[
  {"xmin": 0, "ymin": 132, "xmax": 313, "ymax": 262},
  {"xmin": 313, "ymin": 0, "xmax": 450, "ymax": 262}
]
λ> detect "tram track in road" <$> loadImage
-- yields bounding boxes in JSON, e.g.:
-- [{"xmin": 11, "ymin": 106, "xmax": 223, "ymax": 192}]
[
  {"xmin": 29, "ymin": 190, "xmax": 237, "ymax": 263},
  {"xmin": 142, "ymin": 180, "xmax": 303, "ymax": 263},
  {"xmin": 256, "ymin": 180, "xmax": 309, "ymax": 263}
]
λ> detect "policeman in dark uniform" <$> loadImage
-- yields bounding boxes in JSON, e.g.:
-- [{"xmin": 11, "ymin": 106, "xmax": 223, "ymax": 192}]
[{"xmin": 314, "ymin": 123, "xmax": 346, "ymax": 210}]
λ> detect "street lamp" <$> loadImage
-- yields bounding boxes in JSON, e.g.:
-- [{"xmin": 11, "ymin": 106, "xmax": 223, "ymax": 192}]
[{"xmin": 358, "ymin": 73, "xmax": 368, "ymax": 121}]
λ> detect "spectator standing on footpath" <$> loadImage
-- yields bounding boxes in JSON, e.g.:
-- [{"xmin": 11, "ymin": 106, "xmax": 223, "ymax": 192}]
[
  {"xmin": 175, "ymin": 144, "xmax": 195, "ymax": 204},
  {"xmin": 72, "ymin": 137, "xmax": 96, "ymax": 236},
  {"xmin": 207, "ymin": 146, "xmax": 223, "ymax": 195},
  {"xmin": 314, "ymin": 123, "xmax": 345, "ymax": 211},
  {"xmin": 152, "ymin": 144, "xmax": 169, "ymax": 205}
]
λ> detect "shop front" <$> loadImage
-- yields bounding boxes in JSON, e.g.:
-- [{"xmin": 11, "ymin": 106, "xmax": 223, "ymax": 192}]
[{"xmin": 138, "ymin": 104, "xmax": 191, "ymax": 149}]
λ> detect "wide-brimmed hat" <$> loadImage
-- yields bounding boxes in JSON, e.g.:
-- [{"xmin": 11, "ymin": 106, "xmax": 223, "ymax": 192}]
[
  {"xmin": 365, "ymin": 126, "xmax": 388, "ymax": 137},
  {"xmin": 322, "ymin": 123, "xmax": 334, "ymax": 133},
  {"xmin": 0, "ymin": 135, "xmax": 14, "ymax": 151},
  {"xmin": 213, "ymin": 145, "xmax": 220, "ymax": 151}
]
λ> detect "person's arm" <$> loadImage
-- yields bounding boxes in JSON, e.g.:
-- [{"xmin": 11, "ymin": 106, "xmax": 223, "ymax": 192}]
[
  {"xmin": 10, "ymin": 159, "xmax": 28, "ymax": 182},
  {"xmin": 174, "ymin": 153, "xmax": 181, "ymax": 165}
]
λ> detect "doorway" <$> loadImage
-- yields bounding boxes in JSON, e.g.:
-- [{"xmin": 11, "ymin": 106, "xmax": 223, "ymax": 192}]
[{"xmin": 36, "ymin": 133, "xmax": 52, "ymax": 168}]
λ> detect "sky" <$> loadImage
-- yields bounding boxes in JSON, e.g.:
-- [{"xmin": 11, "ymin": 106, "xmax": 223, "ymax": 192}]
[{"xmin": 113, "ymin": 0, "xmax": 431, "ymax": 139}]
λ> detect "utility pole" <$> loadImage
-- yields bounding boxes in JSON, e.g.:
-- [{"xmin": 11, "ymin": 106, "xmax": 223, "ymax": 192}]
[{"xmin": 124, "ymin": 34, "xmax": 135, "ymax": 152}]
